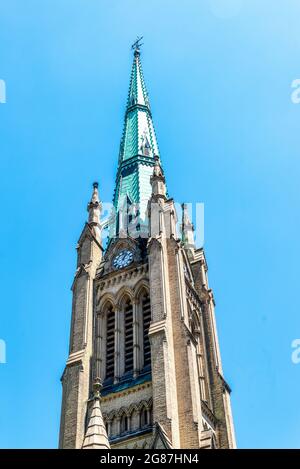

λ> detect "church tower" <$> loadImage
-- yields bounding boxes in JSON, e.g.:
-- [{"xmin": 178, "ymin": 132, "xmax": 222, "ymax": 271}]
[{"xmin": 59, "ymin": 41, "xmax": 236, "ymax": 449}]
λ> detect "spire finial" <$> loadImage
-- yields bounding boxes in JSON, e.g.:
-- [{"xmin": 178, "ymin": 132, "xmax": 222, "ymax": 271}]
[
  {"xmin": 131, "ymin": 36, "xmax": 143, "ymax": 56},
  {"xmin": 93, "ymin": 377, "xmax": 103, "ymax": 400},
  {"xmin": 150, "ymin": 155, "xmax": 166, "ymax": 199},
  {"xmin": 87, "ymin": 183, "xmax": 102, "ymax": 243},
  {"xmin": 181, "ymin": 203, "xmax": 195, "ymax": 253},
  {"xmin": 88, "ymin": 182, "xmax": 100, "ymax": 209},
  {"xmin": 153, "ymin": 155, "xmax": 164, "ymax": 177}
]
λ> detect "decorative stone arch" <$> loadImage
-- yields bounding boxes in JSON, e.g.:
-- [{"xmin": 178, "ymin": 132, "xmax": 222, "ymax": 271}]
[
  {"xmin": 128, "ymin": 403, "xmax": 140, "ymax": 432},
  {"xmin": 128, "ymin": 403, "xmax": 139, "ymax": 416},
  {"xmin": 115, "ymin": 287, "xmax": 134, "ymax": 309},
  {"xmin": 118, "ymin": 407, "xmax": 130, "ymax": 434},
  {"xmin": 117, "ymin": 406, "xmax": 128, "ymax": 418},
  {"xmin": 133, "ymin": 279, "xmax": 150, "ymax": 303},
  {"xmin": 139, "ymin": 399, "xmax": 152, "ymax": 429},
  {"xmin": 107, "ymin": 409, "xmax": 118, "ymax": 421},
  {"xmin": 109, "ymin": 411, "xmax": 119, "ymax": 438},
  {"xmin": 133, "ymin": 284, "xmax": 152, "ymax": 373},
  {"xmin": 105, "ymin": 399, "xmax": 154, "ymax": 439},
  {"xmin": 115, "ymin": 289, "xmax": 135, "ymax": 378},
  {"xmin": 98, "ymin": 293, "xmax": 116, "ymax": 313},
  {"xmin": 138, "ymin": 399, "xmax": 150, "ymax": 411},
  {"xmin": 94, "ymin": 293, "xmax": 117, "ymax": 382},
  {"xmin": 103, "ymin": 412, "xmax": 113, "ymax": 438}
]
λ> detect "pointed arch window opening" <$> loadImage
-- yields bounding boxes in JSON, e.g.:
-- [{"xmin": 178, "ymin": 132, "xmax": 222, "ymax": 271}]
[
  {"xmin": 105, "ymin": 306, "xmax": 115, "ymax": 381},
  {"xmin": 140, "ymin": 408, "xmax": 148, "ymax": 428},
  {"xmin": 120, "ymin": 414, "xmax": 129, "ymax": 435},
  {"xmin": 124, "ymin": 299, "xmax": 134, "ymax": 374},
  {"xmin": 188, "ymin": 304, "xmax": 210, "ymax": 405},
  {"xmin": 107, "ymin": 402, "xmax": 153, "ymax": 439},
  {"xmin": 141, "ymin": 292, "xmax": 151, "ymax": 371}
]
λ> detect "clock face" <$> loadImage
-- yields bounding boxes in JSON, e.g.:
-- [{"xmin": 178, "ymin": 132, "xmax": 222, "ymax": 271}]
[{"xmin": 112, "ymin": 249, "xmax": 134, "ymax": 270}]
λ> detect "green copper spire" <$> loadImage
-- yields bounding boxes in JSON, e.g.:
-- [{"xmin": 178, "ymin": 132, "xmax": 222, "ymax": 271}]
[
  {"xmin": 112, "ymin": 40, "xmax": 162, "ymax": 234},
  {"xmin": 118, "ymin": 38, "xmax": 160, "ymax": 165}
]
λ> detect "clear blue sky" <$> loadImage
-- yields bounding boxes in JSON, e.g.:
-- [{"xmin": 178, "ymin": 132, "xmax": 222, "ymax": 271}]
[{"xmin": 1, "ymin": 0, "xmax": 300, "ymax": 448}]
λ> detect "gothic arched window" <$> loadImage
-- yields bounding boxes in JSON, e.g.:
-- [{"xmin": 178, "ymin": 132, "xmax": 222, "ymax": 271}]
[
  {"xmin": 140, "ymin": 408, "xmax": 148, "ymax": 428},
  {"xmin": 142, "ymin": 293, "xmax": 151, "ymax": 369},
  {"xmin": 120, "ymin": 414, "xmax": 129, "ymax": 434},
  {"xmin": 105, "ymin": 306, "xmax": 115, "ymax": 380},
  {"xmin": 140, "ymin": 403, "xmax": 152, "ymax": 429},
  {"xmin": 124, "ymin": 299, "xmax": 134, "ymax": 373}
]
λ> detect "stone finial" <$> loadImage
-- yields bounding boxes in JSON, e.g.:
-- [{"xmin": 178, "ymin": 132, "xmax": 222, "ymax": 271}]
[
  {"xmin": 87, "ymin": 181, "xmax": 102, "ymax": 228},
  {"xmin": 150, "ymin": 156, "xmax": 166, "ymax": 199},
  {"xmin": 91, "ymin": 182, "xmax": 99, "ymax": 200},
  {"xmin": 153, "ymin": 155, "xmax": 164, "ymax": 178},
  {"xmin": 181, "ymin": 203, "xmax": 195, "ymax": 252},
  {"xmin": 93, "ymin": 377, "xmax": 103, "ymax": 399}
]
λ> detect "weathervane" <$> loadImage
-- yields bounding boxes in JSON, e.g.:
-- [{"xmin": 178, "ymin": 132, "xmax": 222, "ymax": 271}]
[{"xmin": 131, "ymin": 36, "xmax": 144, "ymax": 54}]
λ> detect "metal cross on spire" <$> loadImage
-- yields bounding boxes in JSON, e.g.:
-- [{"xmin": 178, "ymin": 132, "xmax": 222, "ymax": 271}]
[{"xmin": 131, "ymin": 36, "xmax": 144, "ymax": 54}]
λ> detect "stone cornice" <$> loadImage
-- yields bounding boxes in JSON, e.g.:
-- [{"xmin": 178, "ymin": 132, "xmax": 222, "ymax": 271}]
[
  {"xmin": 101, "ymin": 381, "xmax": 152, "ymax": 404},
  {"xmin": 96, "ymin": 263, "xmax": 148, "ymax": 295},
  {"xmin": 148, "ymin": 320, "xmax": 167, "ymax": 337}
]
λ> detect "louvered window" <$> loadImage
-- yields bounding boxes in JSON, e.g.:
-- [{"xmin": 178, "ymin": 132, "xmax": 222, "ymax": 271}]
[
  {"xmin": 142, "ymin": 294, "xmax": 151, "ymax": 368},
  {"xmin": 106, "ymin": 307, "xmax": 115, "ymax": 379},
  {"xmin": 124, "ymin": 300, "xmax": 134, "ymax": 373}
]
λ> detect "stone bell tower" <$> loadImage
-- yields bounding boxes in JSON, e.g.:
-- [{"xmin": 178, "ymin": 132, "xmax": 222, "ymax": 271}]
[{"xmin": 59, "ymin": 41, "xmax": 236, "ymax": 449}]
